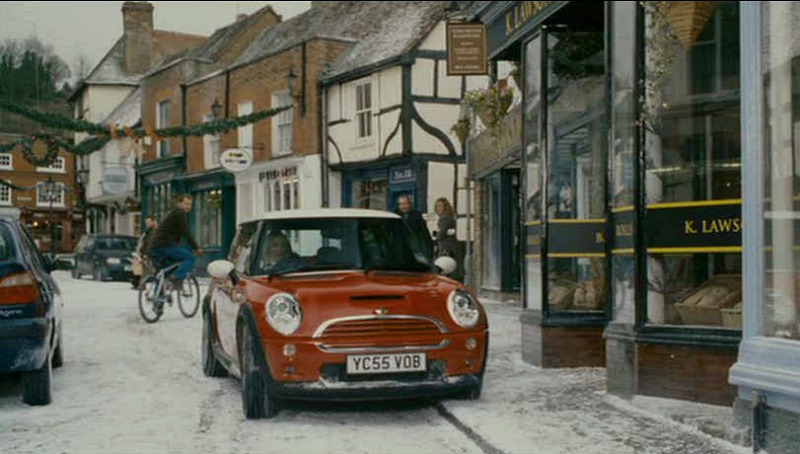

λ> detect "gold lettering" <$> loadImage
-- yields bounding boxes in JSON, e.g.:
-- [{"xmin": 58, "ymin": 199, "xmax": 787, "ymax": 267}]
[
  {"xmin": 595, "ymin": 233, "xmax": 606, "ymax": 244},
  {"xmin": 505, "ymin": 2, "xmax": 551, "ymax": 37},
  {"xmin": 506, "ymin": 13, "xmax": 513, "ymax": 35},
  {"xmin": 684, "ymin": 221, "xmax": 698, "ymax": 234},
  {"xmin": 616, "ymin": 223, "xmax": 633, "ymax": 237},
  {"xmin": 733, "ymin": 218, "xmax": 741, "ymax": 233}
]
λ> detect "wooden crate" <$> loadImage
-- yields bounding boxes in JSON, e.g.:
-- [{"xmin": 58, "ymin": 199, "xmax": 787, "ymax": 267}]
[{"xmin": 721, "ymin": 303, "xmax": 742, "ymax": 329}]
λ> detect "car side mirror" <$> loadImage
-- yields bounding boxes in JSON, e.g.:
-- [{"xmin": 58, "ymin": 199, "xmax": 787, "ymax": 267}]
[
  {"xmin": 433, "ymin": 256, "xmax": 456, "ymax": 275},
  {"xmin": 207, "ymin": 260, "xmax": 237, "ymax": 283}
]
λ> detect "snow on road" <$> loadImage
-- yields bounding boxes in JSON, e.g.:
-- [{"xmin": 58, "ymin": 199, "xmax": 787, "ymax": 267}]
[{"xmin": 0, "ymin": 273, "xmax": 749, "ymax": 454}]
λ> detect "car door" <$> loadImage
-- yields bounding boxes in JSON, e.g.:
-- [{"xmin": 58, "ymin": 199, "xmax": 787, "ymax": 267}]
[
  {"xmin": 214, "ymin": 222, "xmax": 259, "ymax": 361},
  {"xmin": 17, "ymin": 224, "xmax": 61, "ymax": 321}
]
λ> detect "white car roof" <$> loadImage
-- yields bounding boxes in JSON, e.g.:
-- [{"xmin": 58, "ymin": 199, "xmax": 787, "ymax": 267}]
[{"xmin": 243, "ymin": 208, "xmax": 401, "ymax": 223}]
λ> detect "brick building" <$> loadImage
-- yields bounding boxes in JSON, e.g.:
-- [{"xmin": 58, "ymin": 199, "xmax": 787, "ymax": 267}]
[{"xmin": 0, "ymin": 132, "xmax": 79, "ymax": 253}]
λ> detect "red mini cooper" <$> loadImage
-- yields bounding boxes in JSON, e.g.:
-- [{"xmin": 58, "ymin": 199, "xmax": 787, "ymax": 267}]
[{"xmin": 202, "ymin": 209, "xmax": 488, "ymax": 419}]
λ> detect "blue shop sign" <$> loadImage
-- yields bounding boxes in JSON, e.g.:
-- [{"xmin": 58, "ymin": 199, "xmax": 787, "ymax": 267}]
[{"xmin": 390, "ymin": 166, "xmax": 415, "ymax": 184}]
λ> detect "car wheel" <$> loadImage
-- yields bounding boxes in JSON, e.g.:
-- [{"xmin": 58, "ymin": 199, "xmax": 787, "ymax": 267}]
[
  {"xmin": 202, "ymin": 308, "xmax": 227, "ymax": 378},
  {"xmin": 21, "ymin": 351, "xmax": 53, "ymax": 406},
  {"xmin": 240, "ymin": 327, "xmax": 278, "ymax": 419},
  {"xmin": 52, "ymin": 332, "xmax": 64, "ymax": 369},
  {"xmin": 456, "ymin": 376, "xmax": 483, "ymax": 400}
]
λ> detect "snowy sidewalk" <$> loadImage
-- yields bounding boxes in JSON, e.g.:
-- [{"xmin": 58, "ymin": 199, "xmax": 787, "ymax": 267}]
[{"xmin": 461, "ymin": 299, "xmax": 750, "ymax": 454}]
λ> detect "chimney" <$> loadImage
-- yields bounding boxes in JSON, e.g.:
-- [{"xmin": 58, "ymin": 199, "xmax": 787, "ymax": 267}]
[
  {"xmin": 236, "ymin": 13, "xmax": 248, "ymax": 22},
  {"xmin": 122, "ymin": 1, "xmax": 154, "ymax": 74}
]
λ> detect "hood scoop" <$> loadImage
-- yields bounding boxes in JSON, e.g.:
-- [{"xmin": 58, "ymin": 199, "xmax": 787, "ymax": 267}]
[{"xmin": 350, "ymin": 294, "xmax": 405, "ymax": 301}]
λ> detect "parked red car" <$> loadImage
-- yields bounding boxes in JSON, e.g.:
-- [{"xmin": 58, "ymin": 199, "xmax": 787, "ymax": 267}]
[{"xmin": 202, "ymin": 209, "xmax": 488, "ymax": 419}]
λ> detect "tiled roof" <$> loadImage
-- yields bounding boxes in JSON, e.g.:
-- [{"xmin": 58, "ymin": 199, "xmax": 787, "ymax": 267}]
[{"xmin": 235, "ymin": 2, "xmax": 450, "ymax": 81}]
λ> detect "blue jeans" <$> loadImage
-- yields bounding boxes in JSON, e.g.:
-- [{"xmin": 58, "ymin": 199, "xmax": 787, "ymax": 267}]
[{"xmin": 150, "ymin": 246, "xmax": 196, "ymax": 280}]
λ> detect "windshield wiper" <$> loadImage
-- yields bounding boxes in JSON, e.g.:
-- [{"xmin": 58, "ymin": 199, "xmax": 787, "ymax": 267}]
[{"xmin": 268, "ymin": 263, "xmax": 354, "ymax": 278}]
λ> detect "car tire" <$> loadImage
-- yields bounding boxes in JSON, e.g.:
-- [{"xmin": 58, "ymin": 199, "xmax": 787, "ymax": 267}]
[
  {"xmin": 202, "ymin": 309, "xmax": 227, "ymax": 378},
  {"xmin": 21, "ymin": 351, "xmax": 53, "ymax": 406},
  {"xmin": 240, "ymin": 327, "xmax": 278, "ymax": 419},
  {"xmin": 456, "ymin": 376, "xmax": 483, "ymax": 400},
  {"xmin": 52, "ymin": 333, "xmax": 64, "ymax": 369}
]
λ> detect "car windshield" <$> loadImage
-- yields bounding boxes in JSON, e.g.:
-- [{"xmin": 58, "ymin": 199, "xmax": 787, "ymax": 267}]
[
  {"xmin": 95, "ymin": 237, "xmax": 136, "ymax": 251},
  {"xmin": 252, "ymin": 217, "xmax": 431, "ymax": 276}
]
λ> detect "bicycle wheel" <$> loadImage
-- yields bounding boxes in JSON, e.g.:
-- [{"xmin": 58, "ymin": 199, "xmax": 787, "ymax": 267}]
[
  {"xmin": 138, "ymin": 276, "xmax": 163, "ymax": 323},
  {"xmin": 178, "ymin": 276, "xmax": 200, "ymax": 318}
]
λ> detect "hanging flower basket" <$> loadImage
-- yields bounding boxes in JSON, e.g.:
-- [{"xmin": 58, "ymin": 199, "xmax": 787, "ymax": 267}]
[
  {"xmin": 450, "ymin": 117, "xmax": 471, "ymax": 148},
  {"xmin": 464, "ymin": 81, "xmax": 514, "ymax": 131},
  {"xmin": 660, "ymin": 1, "xmax": 718, "ymax": 49}
]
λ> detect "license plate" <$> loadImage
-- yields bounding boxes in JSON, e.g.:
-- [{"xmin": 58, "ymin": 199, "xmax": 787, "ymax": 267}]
[
  {"xmin": 124, "ymin": 266, "xmax": 132, "ymax": 271},
  {"xmin": 346, "ymin": 353, "xmax": 426, "ymax": 375}
]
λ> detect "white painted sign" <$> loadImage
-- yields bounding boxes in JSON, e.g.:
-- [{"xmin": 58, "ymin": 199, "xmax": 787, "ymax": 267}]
[
  {"xmin": 102, "ymin": 167, "xmax": 129, "ymax": 195},
  {"xmin": 220, "ymin": 148, "xmax": 253, "ymax": 173}
]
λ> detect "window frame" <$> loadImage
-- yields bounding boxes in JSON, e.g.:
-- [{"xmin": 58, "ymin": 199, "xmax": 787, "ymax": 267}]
[
  {"xmin": 36, "ymin": 181, "xmax": 66, "ymax": 208},
  {"xmin": 0, "ymin": 184, "xmax": 11, "ymax": 206},
  {"xmin": 0, "ymin": 153, "xmax": 12, "ymax": 170},
  {"xmin": 355, "ymin": 80, "xmax": 373, "ymax": 139},
  {"xmin": 36, "ymin": 156, "xmax": 66, "ymax": 174},
  {"xmin": 271, "ymin": 90, "xmax": 293, "ymax": 156},
  {"xmin": 202, "ymin": 113, "xmax": 221, "ymax": 170},
  {"xmin": 156, "ymin": 100, "xmax": 170, "ymax": 158}
]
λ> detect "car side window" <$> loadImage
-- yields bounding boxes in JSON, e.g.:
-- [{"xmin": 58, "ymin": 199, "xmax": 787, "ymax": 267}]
[
  {"xmin": 75, "ymin": 236, "xmax": 87, "ymax": 253},
  {"xmin": 229, "ymin": 222, "xmax": 258, "ymax": 275},
  {"xmin": 85, "ymin": 237, "xmax": 95, "ymax": 251},
  {"xmin": 0, "ymin": 223, "xmax": 15, "ymax": 262},
  {"xmin": 17, "ymin": 223, "xmax": 46, "ymax": 270}
]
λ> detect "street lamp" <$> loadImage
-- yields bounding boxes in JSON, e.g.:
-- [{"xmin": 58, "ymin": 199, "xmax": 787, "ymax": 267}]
[
  {"xmin": 286, "ymin": 67, "xmax": 305, "ymax": 116},
  {"xmin": 210, "ymin": 98, "xmax": 222, "ymax": 120},
  {"xmin": 42, "ymin": 176, "xmax": 59, "ymax": 258}
]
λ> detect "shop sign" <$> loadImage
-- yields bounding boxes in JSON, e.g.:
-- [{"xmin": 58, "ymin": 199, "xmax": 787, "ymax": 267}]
[
  {"xmin": 646, "ymin": 200, "xmax": 741, "ymax": 253},
  {"xmin": 488, "ymin": 1, "xmax": 553, "ymax": 55},
  {"xmin": 258, "ymin": 167, "xmax": 297, "ymax": 182},
  {"xmin": 220, "ymin": 149, "xmax": 253, "ymax": 173},
  {"xmin": 613, "ymin": 209, "xmax": 635, "ymax": 252},
  {"xmin": 526, "ymin": 222, "xmax": 541, "ymax": 257},
  {"xmin": 446, "ymin": 22, "xmax": 488, "ymax": 76},
  {"xmin": 547, "ymin": 220, "xmax": 606, "ymax": 257},
  {"xmin": 102, "ymin": 167, "xmax": 129, "ymax": 195},
  {"xmin": 389, "ymin": 166, "xmax": 415, "ymax": 184}
]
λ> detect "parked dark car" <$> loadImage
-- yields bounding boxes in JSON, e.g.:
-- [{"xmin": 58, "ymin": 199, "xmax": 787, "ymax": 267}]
[
  {"xmin": 72, "ymin": 234, "xmax": 137, "ymax": 281},
  {"xmin": 0, "ymin": 207, "xmax": 64, "ymax": 405}
]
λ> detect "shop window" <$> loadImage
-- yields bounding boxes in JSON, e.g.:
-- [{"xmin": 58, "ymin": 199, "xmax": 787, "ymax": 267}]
[
  {"xmin": 352, "ymin": 178, "xmax": 387, "ymax": 210},
  {"xmin": 611, "ymin": 1, "xmax": 638, "ymax": 323},
  {"xmin": 283, "ymin": 180, "xmax": 292, "ymax": 210},
  {"xmin": 272, "ymin": 91, "xmax": 293, "ymax": 156},
  {"xmin": 0, "ymin": 153, "xmax": 13, "ymax": 170},
  {"xmin": 523, "ymin": 35, "xmax": 544, "ymax": 310},
  {"xmin": 196, "ymin": 190, "xmax": 222, "ymax": 249},
  {"xmin": 293, "ymin": 180, "xmax": 300, "ymax": 209},
  {"xmin": 156, "ymin": 100, "xmax": 170, "ymax": 158},
  {"xmin": 643, "ymin": 2, "xmax": 741, "ymax": 328},
  {"xmin": 762, "ymin": 2, "xmax": 800, "ymax": 340},
  {"xmin": 273, "ymin": 181, "xmax": 281, "ymax": 211},
  {"xmin": 356, "ymin": 81, "xmax": 372, "ymax": 139},
  {"xmin": 0, "ymin": 185, "xmax": 11, "ymax": 206},
  {"xmin": 545, "ymin": 25, "xmax": 608, "ymax": 313}
]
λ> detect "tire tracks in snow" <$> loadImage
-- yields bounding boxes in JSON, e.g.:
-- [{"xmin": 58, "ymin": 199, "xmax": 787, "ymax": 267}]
[{"xmin": 434, "ymin": 402, "xmax": 508, "ymax": 454}]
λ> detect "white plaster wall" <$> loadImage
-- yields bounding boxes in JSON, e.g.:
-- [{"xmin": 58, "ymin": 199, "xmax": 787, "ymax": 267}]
[
  {"xmin": 413, "ymin": 103, "xmax": 462, "ymax": 154},
  {"xmin": 418, "ymin": 22, "xmax": 446, "ymax": 51},
  {"xmin": 379, "ymin": 66, "xmax": 402, "ymax": 108},
  {"xmin": 412, "ymin": 59, "xmax": 435, "ymax": 97},
  {"xmin": 328, "ymin": 171, "xmax": 342, "ymax": 208}
]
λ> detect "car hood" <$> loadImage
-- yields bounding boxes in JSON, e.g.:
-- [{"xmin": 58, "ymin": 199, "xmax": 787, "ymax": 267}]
[
  {"xmin": 246, "ymin": 271, "xmax": 482, "ymax": 336},
  {"xmin": 94, "ymin": 250, "xmax": 134, "ymax": 259}
]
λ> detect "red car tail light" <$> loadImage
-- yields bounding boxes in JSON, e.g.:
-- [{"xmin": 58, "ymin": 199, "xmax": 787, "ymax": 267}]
[{"xmin": 0, "ymin": 272, "xmax": 41, "ymax": 306}]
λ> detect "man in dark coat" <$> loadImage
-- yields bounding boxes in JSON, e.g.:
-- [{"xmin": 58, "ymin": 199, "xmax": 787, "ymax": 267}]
[
  {"xmin": 148, "ymin": 195, "xmax": 202, "ymax": 286},
  {"xmin": 394, "ymin": 194, "xmax": 434, "ymax": 261}
]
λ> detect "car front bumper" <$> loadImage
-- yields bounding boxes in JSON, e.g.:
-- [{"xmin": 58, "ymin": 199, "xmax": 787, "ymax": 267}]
[{"xmin": 0, "ymin": 317, "xmax": 51, "ymax": 372}]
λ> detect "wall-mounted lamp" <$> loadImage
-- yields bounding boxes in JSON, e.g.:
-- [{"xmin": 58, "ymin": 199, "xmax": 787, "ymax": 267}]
[
  {"xmin": 210, "ymin": 98, "xmax": 223, "ymax": 120},
  {"xmin": 286, "ymin": 67, "xmax": 306, "ymax": 117}
]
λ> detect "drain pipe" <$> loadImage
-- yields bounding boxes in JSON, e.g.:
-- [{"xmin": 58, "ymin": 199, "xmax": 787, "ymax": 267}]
[
  {"xmin": 752, "ymin": 391, "xmax": 766, "ymax": 452},
  {"xmin": 320, "ymin": 80, "xmax": 329, "ymax": 208}
]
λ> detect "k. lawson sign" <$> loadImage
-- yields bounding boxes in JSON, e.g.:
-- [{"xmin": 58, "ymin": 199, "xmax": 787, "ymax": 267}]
[
  {"xmin": 646, "ymin": 200, "xmax": 741, "ymax": 253},
  {"xmin": 487, "ymin": 1, "xmax": 556, "ymax": 56}
]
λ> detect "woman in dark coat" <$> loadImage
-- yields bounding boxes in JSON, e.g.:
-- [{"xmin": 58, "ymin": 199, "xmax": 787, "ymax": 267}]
[{"xmin": 434, "ymin": 197, "xmax": 458, "ymax": 259}]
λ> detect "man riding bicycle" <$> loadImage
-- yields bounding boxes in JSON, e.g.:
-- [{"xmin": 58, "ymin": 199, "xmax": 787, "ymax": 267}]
[{"xmin": 148, "ymin": 194, "xmax": 202, "ymax": 289}]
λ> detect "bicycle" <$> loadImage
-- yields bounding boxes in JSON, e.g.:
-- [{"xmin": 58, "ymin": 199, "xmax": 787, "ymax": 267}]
[{"xmin": 137, "ymin": 259, "xmax": 200, "ymax": 323}]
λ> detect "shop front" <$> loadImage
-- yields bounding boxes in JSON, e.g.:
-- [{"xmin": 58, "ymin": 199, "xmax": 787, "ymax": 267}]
[
  {"xmin": 480, "ymin": 0, "xmax": 744, "ymax": 403},
  {"xmin": 138, "ymin": 154, "xmax": 182, "ymax": 236},
  {"xmin": 339, "ymin": 158, "xmax": 427, "ymax": 213},
  {"xmin": 728, "ymin": 3, "xmax": 800, "ymax": 452},
  {"xmin": 179, "ymin": 169, "xmax": 236, "ymax": 275}
]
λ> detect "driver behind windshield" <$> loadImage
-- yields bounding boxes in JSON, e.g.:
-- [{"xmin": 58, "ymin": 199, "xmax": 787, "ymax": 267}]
[{"xmin": 263, "ymin": 231, "xmax": 302, "ymax": 272}]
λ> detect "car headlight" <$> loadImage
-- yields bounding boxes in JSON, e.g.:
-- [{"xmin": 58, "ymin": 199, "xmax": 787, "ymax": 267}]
[
  {"xmin": 265, "ymin": 293, "xmax": 302, "ymax": 336},
  {"xmin": 106, "ymin": 257, "xmax": 121, "ymax": 265},
  {"xmin": 447, "ymin": 289, "xmax": 480, "ymax": 329}
]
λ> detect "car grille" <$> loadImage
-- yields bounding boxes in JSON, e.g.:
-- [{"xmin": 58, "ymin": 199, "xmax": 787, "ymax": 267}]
[{"xmin": 319, "ymin": 317, "xmax": 443, "ymax": 338}]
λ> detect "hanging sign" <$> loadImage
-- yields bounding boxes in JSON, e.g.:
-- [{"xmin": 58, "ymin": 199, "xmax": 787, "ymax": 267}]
[
  {"xmin": 102, "ymin": 166, "xmax": 129, "ymax": 195},
  {"xmin": 446, "ymin": 22, "xmax": 488, "ymax": 76},
  {"xmin": 220, "ymin": 149, "xmax": 253, "ymax": 173}
]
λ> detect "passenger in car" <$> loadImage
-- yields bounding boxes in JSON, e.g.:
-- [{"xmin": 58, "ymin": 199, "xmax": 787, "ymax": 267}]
[{"xmin": 263, "ymin": 231, "xmax": 302, "ymax": 272}]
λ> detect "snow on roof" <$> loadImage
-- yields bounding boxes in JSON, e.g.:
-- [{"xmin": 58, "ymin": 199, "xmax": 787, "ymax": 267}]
[
  {"xmin": 322, "ymin": 2, "xmax": 449, "ymax": 81},
  {"xmin": 234, "ymin": 2, "xmax": 447, "ymax": 70},
  {"xmin": 244, "ymin": 208, "xmax": 401, "ymax": 223},
  {"xmin": 103, "ymin": 87, "xmax": 142, "ymax": 127}
]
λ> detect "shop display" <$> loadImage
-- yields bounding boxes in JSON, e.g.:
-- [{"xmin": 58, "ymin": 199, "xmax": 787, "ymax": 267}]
[{"xmin": 674, "ymin": 274, "xmax": 741, "ymax": 326}]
